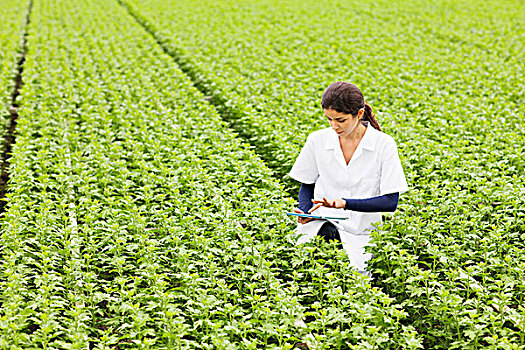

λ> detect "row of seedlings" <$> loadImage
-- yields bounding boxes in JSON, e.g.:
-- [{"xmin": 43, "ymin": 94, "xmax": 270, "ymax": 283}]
[
  {"xmin": 0, "ymin": 0, "xmax": 32, "ymax": 208},
  {"xmin": 0, "ymin": 0, "xmax": 29, "ymax": 126}
]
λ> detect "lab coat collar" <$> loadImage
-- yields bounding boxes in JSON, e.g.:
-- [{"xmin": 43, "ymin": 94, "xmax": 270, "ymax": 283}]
[{"xmin": 324, "ymin": 122, "xmax": 377, "ymax": 151}]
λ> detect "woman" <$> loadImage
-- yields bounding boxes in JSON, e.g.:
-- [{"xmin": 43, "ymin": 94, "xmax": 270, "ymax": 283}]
[{"xmin": 289, "ymin": 82, "xmax": 408, "ymax": 275}]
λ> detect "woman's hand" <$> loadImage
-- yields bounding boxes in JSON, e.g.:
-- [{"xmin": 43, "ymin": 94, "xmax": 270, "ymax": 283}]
[
  {"xmin": 292, "ymin": 208, "xmax": 316, "ymax": 224},
  {"xmin": 310, "ymin": 197, "xmax": 346, "ymax": 212}
]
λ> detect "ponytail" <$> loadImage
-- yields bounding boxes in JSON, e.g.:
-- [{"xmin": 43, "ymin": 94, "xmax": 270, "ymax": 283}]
[{"xmin": 362, "ymin": 102, "xmax": 382, "ymax": 131}]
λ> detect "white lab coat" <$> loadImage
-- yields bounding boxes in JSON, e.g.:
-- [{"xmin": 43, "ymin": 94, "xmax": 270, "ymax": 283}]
[{"xmin": 289, "ymin": 123, "xmax": 409, "ymax": 274}]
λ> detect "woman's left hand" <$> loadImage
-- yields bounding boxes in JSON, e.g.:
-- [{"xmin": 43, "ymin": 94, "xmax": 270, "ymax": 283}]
[{"xmin": 310, "ymin": 197, "xmax": 346, "ymax": 212}]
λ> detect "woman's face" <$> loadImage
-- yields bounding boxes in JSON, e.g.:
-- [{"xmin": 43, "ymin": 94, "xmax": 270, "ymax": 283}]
[{"xmin": 323, "ymin": 108, "xmax": 363, "ymax": 137}]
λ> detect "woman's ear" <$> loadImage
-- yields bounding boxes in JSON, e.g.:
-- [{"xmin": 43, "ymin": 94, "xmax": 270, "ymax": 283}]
[{"xmin": 357, "ymin": 108, "xmax": 365, "ymax": 119}]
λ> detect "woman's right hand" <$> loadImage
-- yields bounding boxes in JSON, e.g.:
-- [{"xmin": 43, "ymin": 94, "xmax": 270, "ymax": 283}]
[{"xmin": 293, "ymin": 208, "xmax": 315, "ymax": 224}]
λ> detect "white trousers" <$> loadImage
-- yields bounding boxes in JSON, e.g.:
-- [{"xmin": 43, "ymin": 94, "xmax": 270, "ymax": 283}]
[{"xmin": 296, "ymin": 220, "xmax": 372, "ymax": 275}]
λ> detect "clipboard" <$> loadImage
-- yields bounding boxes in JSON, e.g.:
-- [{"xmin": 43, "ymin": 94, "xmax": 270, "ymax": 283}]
[{"xmin": 286, "ymin": 212, "xmax": 348, "ymax": 221}]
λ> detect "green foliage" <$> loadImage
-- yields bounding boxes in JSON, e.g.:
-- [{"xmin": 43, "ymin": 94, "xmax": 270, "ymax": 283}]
[
  {"xmin": 119, "ymin": 0, "xmax": 525, "ymax": 348},
  {"xmin": 0, "ymin": 0, "xmax": 419, "ymax": 348},
  {"xmin": 1, "ymin": 0, "xmax": 523, "ymax": 347}
]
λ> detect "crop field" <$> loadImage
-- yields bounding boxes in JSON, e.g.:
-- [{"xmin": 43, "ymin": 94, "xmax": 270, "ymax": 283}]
[{"xmin": 0, "ymin": 0, "xmax": 523, "ymax": 349}]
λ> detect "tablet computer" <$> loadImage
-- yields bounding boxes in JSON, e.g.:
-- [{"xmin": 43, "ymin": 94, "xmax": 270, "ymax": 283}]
[{"xmin": 285, "ymin": 212, "xmax": 348, "ymax": 220}]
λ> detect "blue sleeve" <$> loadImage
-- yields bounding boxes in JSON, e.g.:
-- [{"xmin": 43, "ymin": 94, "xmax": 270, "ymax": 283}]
[
  {"xmin": 343, "ymin": 192, "xmax": 399, "ymax": 212},
  {"xmin": 298, "ymin": 183, "xmax": 315, "ymax": 213}
]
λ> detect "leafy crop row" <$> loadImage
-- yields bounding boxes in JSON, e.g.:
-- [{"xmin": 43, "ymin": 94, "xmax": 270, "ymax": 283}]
[
  {"xmin": 0, "ymin": 0, "xmax": 422, "ymax": 348},
  {"xmin": 119, "ymin": 0, "xmax": 524, "ymax": 348},
  {"xmin": 0, "ymin": 0, "xmax": 29, "ymax": 136}
]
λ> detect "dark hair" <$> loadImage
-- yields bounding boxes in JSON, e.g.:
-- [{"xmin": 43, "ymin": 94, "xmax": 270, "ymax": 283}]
[{"xmin": 321, "ymin": 81, "xmax": 381, "ymax": 131}]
